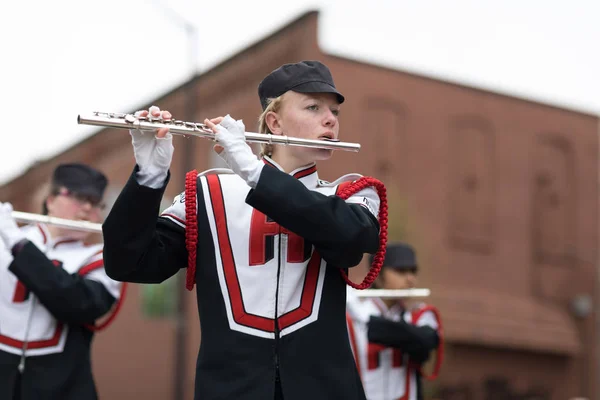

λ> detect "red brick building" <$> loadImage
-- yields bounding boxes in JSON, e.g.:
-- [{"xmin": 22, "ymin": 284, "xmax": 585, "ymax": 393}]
[{"xmin": 1, "ymin": 11, "xmax": 598, "ymax": 400}]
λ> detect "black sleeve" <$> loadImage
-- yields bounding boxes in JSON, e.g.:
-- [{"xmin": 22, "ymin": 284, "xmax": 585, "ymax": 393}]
[
  {"xmin": 102, "ymin": 168, "xmax": 188, "ymax": 284},
  {"xmin": 8, "ymin": 241, "xmax": 116, "ymax": 325},
  {"xmin": 367, "ymin": 316, "xmax": 439, "ymax": 361},
  {"xmin": 245, "ymin": 166, "xmax": 380, "ymax": 268}
]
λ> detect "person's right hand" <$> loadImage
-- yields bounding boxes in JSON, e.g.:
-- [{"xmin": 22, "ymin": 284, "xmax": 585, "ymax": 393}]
[
  {"xmin": 0, "ymin": 202, "xmax": 25, "ymax": 251},
  {"xmin": 130, "ymin": 106, "xmax": 174, "ymax": 184}
]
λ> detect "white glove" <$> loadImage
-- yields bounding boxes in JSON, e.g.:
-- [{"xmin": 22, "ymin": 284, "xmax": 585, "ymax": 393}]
[
  {"xmin": 215, "ymin": 115, "xmax": 264, "ymax": 188},
  {"xmin": 0, "ymin": 203, "xmax": 26, "ymax": 250},
  {"xmin": 131, "ymin": 106, "xmax": 174, "ymax": 189}
]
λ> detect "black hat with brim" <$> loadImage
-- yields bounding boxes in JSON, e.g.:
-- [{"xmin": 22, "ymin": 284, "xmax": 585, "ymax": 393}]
[
  {"xmin": 52, "ymin": 163, "xmax": 108, "ymax": 202},
  {"xmin": 258, "ymin": 60, "xmax": 345, "ymax": 110},
  {"xmin": 370, "ymin": 242, "xmax": 418, "ymax": 271}
]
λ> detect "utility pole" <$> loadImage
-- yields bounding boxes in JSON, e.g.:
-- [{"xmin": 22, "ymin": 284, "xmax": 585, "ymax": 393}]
[
  {"xmin": 596, "ymin": 117, "xmax": 600, "ymax": 400},
  {"xmin": 146, "ymin": 2, "xmax": 198, "ymax": 399}
]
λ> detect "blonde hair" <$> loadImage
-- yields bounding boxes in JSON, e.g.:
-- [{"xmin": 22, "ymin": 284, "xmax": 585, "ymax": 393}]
[{"xmin": 257, "ymin": 94, "xmax": 286, "ymax": 158}]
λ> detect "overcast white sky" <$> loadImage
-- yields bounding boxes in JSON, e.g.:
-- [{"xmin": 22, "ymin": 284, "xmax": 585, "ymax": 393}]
[{"xmin": 1, "ymin": 0, "xmax": 598, "ymax": 186}]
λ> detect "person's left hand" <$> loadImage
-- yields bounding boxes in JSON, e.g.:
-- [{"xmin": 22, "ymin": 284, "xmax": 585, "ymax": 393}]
[
  {"xmin": 0, "ymin": 203, "xmax": 25, "ymax": 250},
  {"xmin": 204, "ymin": 115, "xmax": 264, "ymax": 188}
]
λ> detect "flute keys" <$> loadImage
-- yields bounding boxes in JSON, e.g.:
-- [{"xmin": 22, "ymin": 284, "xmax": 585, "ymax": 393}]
[{"xmin": 78, "ymin": 111, "xmax": 361, "ymax": 152}]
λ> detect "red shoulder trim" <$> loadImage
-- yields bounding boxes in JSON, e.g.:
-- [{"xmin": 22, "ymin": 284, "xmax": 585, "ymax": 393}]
[
  {"xmin": 336, "ymin": 177, "xmax": 388, "ymax": 289},
  {"xmin": 411, "ymin": 305, "xmax": 444, "ymax": 380},
  {"xmin": 185, "ymin": 170, "xmax": 199, "ymax": 290},
  {"xmin": 79, "ymin": 263, "xmax": 128, "ymax": 333},
  {"xmin": 78, "ymin": 259, "xmax": 104, "ymax": 276}
]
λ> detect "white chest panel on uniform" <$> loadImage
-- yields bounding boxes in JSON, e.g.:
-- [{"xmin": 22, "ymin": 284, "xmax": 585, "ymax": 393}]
[
  {"xmin": 161, "ymin": 159, "xmax": 380, "ymax": 340},
  {"xmin": 0, "ymin": 224, "xmax": 113, "ymax": 356}
]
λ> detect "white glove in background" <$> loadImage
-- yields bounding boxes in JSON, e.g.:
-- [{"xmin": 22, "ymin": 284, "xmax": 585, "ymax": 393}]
[
  {"xmin": 131, "ymin": 106, "xmax": 174, "ymax": 189},
  {"xmin": 0, "ymin": 203, "xmax": 26, "ymax": 250},
  {"xmin": 215, "ymin": 115, "xmax": 264, "ymax": 188}
]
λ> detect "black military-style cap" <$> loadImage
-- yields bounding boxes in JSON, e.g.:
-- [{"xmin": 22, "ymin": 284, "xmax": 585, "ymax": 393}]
[
  {"xmin": 258, "ymin": 60, "xmax": 345, "ymax": 110},
  {"xmin": 52, "ymin": 163, "xmax": 108, "ymax": 202},
  {"xmin": 370, "ymin": 242, "xmax": 418, "ymax": 271}
]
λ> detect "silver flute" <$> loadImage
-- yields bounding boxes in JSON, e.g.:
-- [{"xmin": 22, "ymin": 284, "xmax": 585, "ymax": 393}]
[
  {"xmin": 353, "ymin": 288, "xmax": 431, "ymax": 298},
  {"xmin": 12, "ymin": 211, "xmax": 102, "ymax": 233},
  {"xmin": 77, "ymin": 112, "xmax": 361, "ymax": 152}
]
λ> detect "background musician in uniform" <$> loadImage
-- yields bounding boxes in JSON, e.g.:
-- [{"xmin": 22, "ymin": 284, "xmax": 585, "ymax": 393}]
[
  {"xmin": 0, "ymin": 163, "xmax": 125, "ymax": 400},
  {"xmin": 347, "ymin": 242, "xmax": 443, "ymax": 400}
]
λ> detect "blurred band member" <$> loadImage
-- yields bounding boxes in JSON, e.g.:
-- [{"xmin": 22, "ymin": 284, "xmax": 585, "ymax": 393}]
[
  {"xmin": 0, "ymin": 163, "xmax": 125, "ymax": 400},
  {"xmin": 347, "ymin": 243, "xmax": 443, "ymax": 400}
]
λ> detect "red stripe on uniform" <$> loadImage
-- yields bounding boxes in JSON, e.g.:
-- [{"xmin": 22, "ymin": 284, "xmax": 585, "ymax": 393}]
[
  {"xmin": 207, "ymin": 175, "xmax": 274, "ymax": 332},
  {"xmin": 278, "ymin": 252, "xmax": 321, "ymax": 330},
  {"xmin": 346, "ymin": 313, "xmax": 362, "ymax": 378},
  {"xmin": 78, "ymin": 259, "xmax": 104, "ymax": 276},
  {"xmin": 293, "ymin": 165, "xmax": 317, "ymax": 179},
  {"xmin": 0, "ymin": 323, "xmax": 64, "ymax": 350},
  {"xmin": 12, "ymin": 282, "xmax": 28, "ymax": 302},
  {"xmin": 53, "ymin": 239, "xmax": 78, "ymax": 248},
  {"xmin": 37, "ymin": 224, "xmax": 47, "ymax": 244},
  {"xmin": 162, "ymin": 213, "xmax": 185, "ymax": 225}
]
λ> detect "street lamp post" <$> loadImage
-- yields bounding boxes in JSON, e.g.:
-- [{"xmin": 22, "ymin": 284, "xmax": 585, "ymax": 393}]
[{"xmin": 146, "ymin": 2, "xmax": 199, "ymax": 400}]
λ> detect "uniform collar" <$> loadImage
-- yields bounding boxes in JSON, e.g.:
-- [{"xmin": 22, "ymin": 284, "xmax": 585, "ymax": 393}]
[
  {"xmin": 262, "ymin": 156, "xmax": 319, "ymax": 189},
  {"xmin": 372, "ymin": 297, "xmax": 406, "ymax": 316},
  {"xmin": 36, "ymin": 223, "xmax": 81, "ymax": 249}
]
